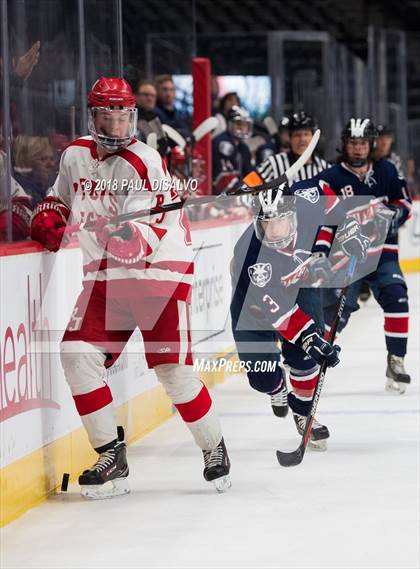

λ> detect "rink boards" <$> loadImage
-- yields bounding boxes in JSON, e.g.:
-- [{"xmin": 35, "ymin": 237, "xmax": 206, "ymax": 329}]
[
  {"xmin": 0, "ymin": 218, "xmax": 248, "ymax": 526},
  {"xmin": 0, "ymin": 203, "xmax": 419, "ymax": 526}
]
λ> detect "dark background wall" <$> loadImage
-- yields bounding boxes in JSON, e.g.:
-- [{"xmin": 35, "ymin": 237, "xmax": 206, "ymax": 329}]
[{"xmin": 122, "ymin": 0, "xmax": 420, "ymax": 119}]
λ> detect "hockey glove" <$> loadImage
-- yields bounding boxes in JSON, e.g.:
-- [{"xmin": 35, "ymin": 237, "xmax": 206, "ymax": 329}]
[
  {"xmin": 384, "ymin": 205, "xmax": 405, "ymax": 238},
  {"xmin": 300, "ymin": 329, "xmax": 341, "ymax": 367},
  {"xmin": 0, "ymin": 197, "xmax": 32, "ymax": 241},
  {"xmin": 94, "ymin": 217, "xmax": 147, "ymax": 264},
  {"xmin": 31, "ymin": 197, "xmax": 70, "ymax": 251},
  {"xmin": 335, "ymin": 219, "xmax": 370, "ymax": 261},
  {"xmin": 308, "ymin": 252, "xmax": 332, "ymax": 284}
]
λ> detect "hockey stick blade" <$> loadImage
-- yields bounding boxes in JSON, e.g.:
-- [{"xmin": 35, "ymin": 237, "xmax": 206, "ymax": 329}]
[
  {"xmin": 285, "ymin": 129, "xmax": 320, "ymax": 182},
  {"xmin": 161, "ymin": 124, "xmax": 186, "ymax": 149},
  {"xmin": 263, "ymin": 116, "xmax": 278, "ymax": 136},
  {"xmin": 193, "ymin": 116, "xmax": 218, "ymax": 142},
  {"xmin": 276, "ymin": 444, "xmax": 305, "ymax": 467}
]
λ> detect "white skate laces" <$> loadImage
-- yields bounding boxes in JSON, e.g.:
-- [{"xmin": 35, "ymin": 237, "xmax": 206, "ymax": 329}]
[
  {"xmin": 79, "ymin": 443, "xmax": 130, "ymax": 500},
  {"xmin": 90, "ymin": 449, "xmax": 116, "ymax": 472},
  {"xmin": 203, "ymin": 446, "xmax": 224, "ymax": 470},
  {"xmin": 270, "ymin": 388, "xmax": 288, "ymax": 406},
  {"xmin": 293, "ymin": 413, "xmax": 329, "ymax": 452},
  {"xmin": 270, "ymin": 382, "xmax": 289, "ymax": 418},
  {"xmin": 202, "ymin": 438, "xmax": 232, "ymax": 493}
]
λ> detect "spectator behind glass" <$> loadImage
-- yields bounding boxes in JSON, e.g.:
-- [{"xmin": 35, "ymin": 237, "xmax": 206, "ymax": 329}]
[
  {"xmin": 135, "ymin": 79, "xmax": 168, "ymax": 158},
  {"xmin": 212, "ymin": 92, "xmax": 241, "ymax": 139},
  {"xmin": 136, "ymin": 79, "xmax": 157, "ymax": 113},
  {"xmin": 154, "ymin": 74, "xmax": 190, "ymax": 138},
  {"xmin": 13, "ymin": 135, "xmax": 55, "ymax": 206},
  {"xmin": 1, "ymin": 41, "xmax": 41, "ymax": 138}
]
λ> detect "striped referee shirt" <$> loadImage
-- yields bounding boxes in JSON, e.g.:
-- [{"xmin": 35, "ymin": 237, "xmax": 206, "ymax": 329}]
[{"xmin": 257, "ymin": 151, "xmax": 329, "ymax": 183}]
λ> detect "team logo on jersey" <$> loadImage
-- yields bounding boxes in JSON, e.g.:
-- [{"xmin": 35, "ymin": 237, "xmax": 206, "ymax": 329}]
[
  {"xmin": 294, "ymin": 186, "xmax": 319, "ymax": 203},
  {"xmin": 364, "ymin": 170, "xmax": 377, "ymax": 188},
  {"xmin": 219, "ymin": 141, "xmax": 235, "ymax": 157},
  {"xmin": 248, "ymin": 263, "xmax": 272, "ymax": 287}
]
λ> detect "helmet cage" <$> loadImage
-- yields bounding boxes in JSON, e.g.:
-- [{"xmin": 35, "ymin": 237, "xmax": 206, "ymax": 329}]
[
  {"xmin": 254, "ymin": 209, "xmax": 297, "ymax": 250},
  {"xmin": 228, "ymin": 116, "xmax": 253, "ymax": 139},
  {"xmin": 88, "ymin": 106, "xmax": 138, "ymax": 153},
  {"xmin": 252, "ymin": 191, "xmax": 297, "ymax": 249}
]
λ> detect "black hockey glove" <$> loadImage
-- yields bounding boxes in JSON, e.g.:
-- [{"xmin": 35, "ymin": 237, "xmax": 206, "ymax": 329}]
[
  {"xmin": 336, "ymin": 219, "xmax": 370, "ymax": 261},
  {"xmin": 385, "ymin": 205, "xmax": 405, "ymax": 238},
  {"xmin": 300, "ymin": 329, "xmax": 341, "ymax": 367},
  {"xmin": 308, "ymin": 252, "xmax": 332, "ymax": 284}
]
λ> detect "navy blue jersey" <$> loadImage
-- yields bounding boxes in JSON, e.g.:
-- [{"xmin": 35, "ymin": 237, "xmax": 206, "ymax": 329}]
[
  {"xmin": 231, "ymin": 179, "xmax": 342, "ymax": 345},
  {"xmin": 256, "ymin": 139, "xmax": 277, "ymax": 166},
  {"xmin": 314, "ymin": 159, "xmax": 412, "ymax": 265},
  {"xmin": 212, "ymin": 131, "xmax": 253, "ymax": 195}
]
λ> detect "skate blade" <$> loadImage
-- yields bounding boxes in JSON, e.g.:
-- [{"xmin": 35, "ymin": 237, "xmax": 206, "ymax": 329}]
[
  {"xmin": 385, "ymin": 377, "xmax": 406, "ymax": 395},
  {"xmin": 308, "ymin": 439, "xmax": 327, "ymax": 452},
  {"xmin": 211, "ymin": 475, "xmax": 232, "ymax": 493},
  {"xmin": 81, "ymin": 478, "xmax": 130, "ymax": 500}
]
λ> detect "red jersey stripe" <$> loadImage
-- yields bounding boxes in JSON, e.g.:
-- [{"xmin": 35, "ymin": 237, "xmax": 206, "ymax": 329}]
[{"xmin": 118, "ymin": 148, "xmax": 152, "ymax": 190}]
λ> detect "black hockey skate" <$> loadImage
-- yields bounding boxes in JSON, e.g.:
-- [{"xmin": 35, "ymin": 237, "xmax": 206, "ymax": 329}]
[
  {"xmin": 358, "ymin": 280, "xmax": 371, "ymax": 303},
  {"xmin": 386, "ymin": 353, "xmax": 411, "ymax": 395},
  {"xmin": 270, "ymin": 381, "xmax": 288, "ymax": 418},
  {"xmin": 293, "ymin": 413, "xmax": 330, "ymax": 451},
  {"xmin": 202, "ymin": 437, "xmax": 232, "ymax": 493},
  {"xmin": 79, "ymin": 440, "xmax": 130, "ymax": 499}
]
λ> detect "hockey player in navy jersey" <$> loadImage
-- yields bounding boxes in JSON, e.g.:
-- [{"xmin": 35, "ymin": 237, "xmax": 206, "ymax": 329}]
[
  {"xmin": 315, "ymin": 118, "xmax": 412, "ymax": 393},
  {"xmin": 212, "ymin": 105, "xmax": 253, "ymax": 195},
  {"xmin": 255, "ymin": 116, "xmax": 290, "ymax": 164},
  {"xmin": 230, "ymin": 180, "xmax": 369, "ymax": 449}
]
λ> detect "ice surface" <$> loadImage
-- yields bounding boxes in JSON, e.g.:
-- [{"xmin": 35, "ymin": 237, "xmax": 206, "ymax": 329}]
[{"xmin": 2, "ymin": 275, "xmax": 419, "ymax": 569}]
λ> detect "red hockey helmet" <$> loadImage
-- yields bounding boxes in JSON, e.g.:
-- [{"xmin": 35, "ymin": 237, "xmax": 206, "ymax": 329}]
[
  {"xmin": 170, "ymin": 145, "xmax": 205, "ymax": 183},
  {"xmin": 87, "ymin": 77, "xmax": 137, "ymax": 153},
  {"xmin": 88, "ymin": 77, "xmax": 136, "ymax": 108},
  {"xmin": 170, "ymin": 145, "xmax": 186, "ymax": 170}
]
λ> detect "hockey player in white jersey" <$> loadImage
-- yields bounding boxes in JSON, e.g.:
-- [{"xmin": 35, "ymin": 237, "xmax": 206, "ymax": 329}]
[{"xmin": 30, "ymin": 77, "xmax": 231, "ymax": 498}]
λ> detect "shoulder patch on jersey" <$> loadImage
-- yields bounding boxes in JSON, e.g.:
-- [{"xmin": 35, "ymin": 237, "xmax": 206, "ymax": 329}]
[
  {"xmin": 219, "ymin": 140, "xmax": 235, "ymax": 157},
  {"xmin": 248, "ymin": 262, "xmax": 272, "ymax": 287},
  {"xmin": 294, "ymin": 186, "xmax": 320, "ymax": 203}
]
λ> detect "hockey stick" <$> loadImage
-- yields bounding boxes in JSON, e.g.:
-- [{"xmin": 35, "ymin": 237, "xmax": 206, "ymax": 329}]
[
  {"xmin": 276, "ymin": 254, "xmax": 358, "ymax": 468},
  {"xmin": 64, "ymin": 129, "xmax": 320, "ymax": 233},
  {"xmin": 163, "ymin": 116, "xmax": 219, "ymax": 149},
  {"xmin": 263, "ymin": 116, "xmax": 278, "ymax": 137},
  {"xmin": 186, "ymin": 117, "xmax": 219, "ymax": 179},
  {"xmin": 107, "ymin": 128, "xmax": 321, "ymax": 226},
  {"xmin": 161, "ymin": 124, "xmax": 186, "ymax": 150},
  {"xmin": 146, "ymin": 132, "xmax": 158, "ymax": 150},
  {"xmin": 193, "ymin": 116, "xmax": 219, "ymax": 142}
]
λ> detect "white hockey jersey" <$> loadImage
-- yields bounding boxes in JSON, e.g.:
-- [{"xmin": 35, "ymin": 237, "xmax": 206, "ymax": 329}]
[{"xmin": 51, "ymin": 136, "xmax": 193, "ymax": 301}]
